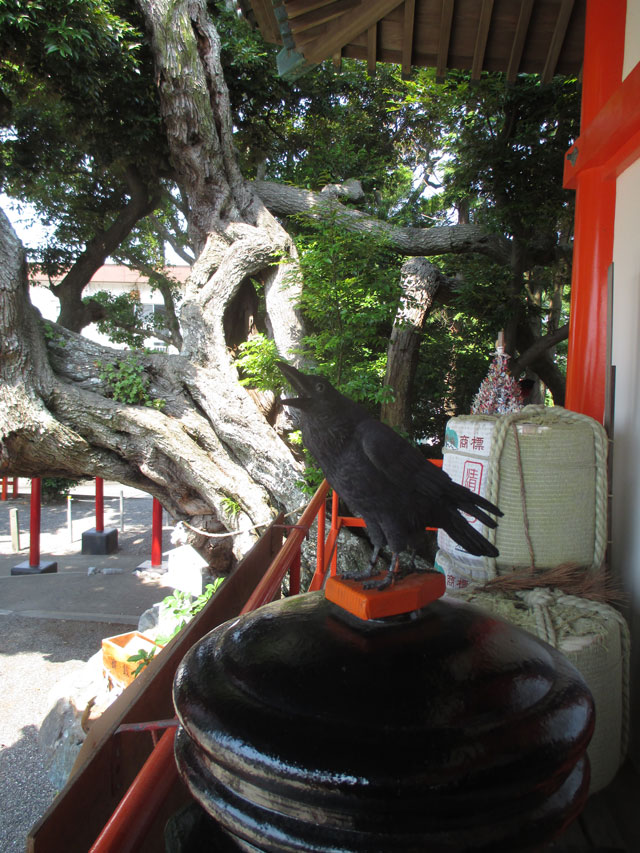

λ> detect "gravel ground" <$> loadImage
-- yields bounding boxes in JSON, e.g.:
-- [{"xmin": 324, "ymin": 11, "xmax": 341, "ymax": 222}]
[
  {"xmin": 0, "ymin": 614, "xmax": 132, "ymax": 852},
  {"xmin": 0, "ymin": 480, "xmax": 174, "ymax": 852}
]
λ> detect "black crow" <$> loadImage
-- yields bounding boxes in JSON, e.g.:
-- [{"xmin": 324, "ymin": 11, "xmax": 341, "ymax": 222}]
[{"xmin": 279, "ymin": 362, "xmax": 502, "ymax": 590}]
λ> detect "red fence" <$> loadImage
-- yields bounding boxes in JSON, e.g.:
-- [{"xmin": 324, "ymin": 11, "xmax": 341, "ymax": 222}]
[{"xmin": 37, "ymin": 465, "xmax": 443, "ymax": 852}]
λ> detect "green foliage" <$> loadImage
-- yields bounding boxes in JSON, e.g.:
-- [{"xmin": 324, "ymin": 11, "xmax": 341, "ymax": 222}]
[
  {"xmin": 42, "ymin": 320, "xmax": 66, "ymax": 347},
  {"xmin": 235, "ymin": 333, "xmax": 283, "ymax": 393},
  {"xmin": 98, "ymin": 352, "xmax": 165, "ymax": 409},
  {"xmin": 221, "ymin": 496, "xmax": 241, "ymax": 520},
  {"xmin": 156, "ymin": 579, "xmax": 225, "ymax": 644},
  {"xmin": 127, "ymin": 646, "xmax": 157, "ymax": 678},
  {"xmin": 294, "ymin": 210, "xmax": 401, "ymax": 407},
  {"xmin": 88, "ymin": 291, "xmax": 149, "ymax": 349},
  {"xmin": 41, "ymin": 477, "xmax": 80, "ymax": 500}
]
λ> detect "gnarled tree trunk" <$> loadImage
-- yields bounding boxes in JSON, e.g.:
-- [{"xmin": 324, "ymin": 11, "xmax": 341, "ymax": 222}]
[{"xmin": 0, "ymin": 0, "xmax": 310, "ymax": 568}]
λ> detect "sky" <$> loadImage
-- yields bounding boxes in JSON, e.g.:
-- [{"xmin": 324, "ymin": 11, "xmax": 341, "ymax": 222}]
[{"xmin": 1, "ymin": 194, "xmax": 54, "ymax": 248}]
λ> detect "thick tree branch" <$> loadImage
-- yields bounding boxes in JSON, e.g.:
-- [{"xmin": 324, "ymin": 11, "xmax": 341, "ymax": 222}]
[
  {"xmin": 52, "ymin": 166, "xmax": 161, "ymax": 331},
  {"xmin": 510, "ymin": 323, "xmax": 569, "ymax": 378},
  {"xmin": 252, "ymin": 179, "xmax": 512, "ymax": 264}
]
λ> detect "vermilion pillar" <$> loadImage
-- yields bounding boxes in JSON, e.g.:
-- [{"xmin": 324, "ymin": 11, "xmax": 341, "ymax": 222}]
[
  {"xmin": 564, "ymin": 1, "xmax": 627, "ymax": 422},
  {"xmin": 95, "ymin": 477, "xmax": 104, "ymax": 533},
  {"xmin": 29, "ymin": 477, "xmax": 42, "ymax": 567},
  {"xmin": 151, "ymin": 498, "xmax": 163, "ymax": 567},
  {"xmin": 11, "ymin": 480, "xmax": 57, "ymax": 574}
]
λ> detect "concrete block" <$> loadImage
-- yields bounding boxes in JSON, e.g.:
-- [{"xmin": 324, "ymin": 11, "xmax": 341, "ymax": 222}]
[
  {"xmin": 81, "ymin": 527, "xmax": 118, "ymax": 555},
  {"xmin": 11, "ymin": 559, "xmax": 58, "ymax": 575}
]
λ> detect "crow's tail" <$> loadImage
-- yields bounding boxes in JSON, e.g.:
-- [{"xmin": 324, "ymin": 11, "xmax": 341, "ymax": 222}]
[
  {"xmin": 443, "ymin": 510, "xmax": 499, "ymax": 558},
  {"xmin": 446, "ymin": 482, "xmax": 503, "ymax": 529}
]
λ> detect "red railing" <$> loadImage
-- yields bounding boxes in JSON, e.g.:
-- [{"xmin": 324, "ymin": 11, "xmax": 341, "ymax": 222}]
[{"xmin": 87, "ymin": 463, "xmax": 443, "ymax": 851}]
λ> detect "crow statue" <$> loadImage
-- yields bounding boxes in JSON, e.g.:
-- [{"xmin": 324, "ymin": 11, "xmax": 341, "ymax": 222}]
[{"xmin": 279, "ymin": 362, "xmax": 502, "ymax": 590}]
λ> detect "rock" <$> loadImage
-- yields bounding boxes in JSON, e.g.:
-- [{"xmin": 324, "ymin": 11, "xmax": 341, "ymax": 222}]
[
  {"xmin": 138, "ymin": 598, "xmax": 186, "ymax": 643},
  {"xmin": 38, "ymin": 652, "xmax": 119, "ymax": 790},
  {"xmin": 165, "ymin": 544, "xmax": 210, "ymax": 596}
]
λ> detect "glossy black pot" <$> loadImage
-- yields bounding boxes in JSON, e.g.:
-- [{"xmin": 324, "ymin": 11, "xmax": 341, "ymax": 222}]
[{"xmin": 173, "ymin": 591, "xmax": 594, "ymax": 852}]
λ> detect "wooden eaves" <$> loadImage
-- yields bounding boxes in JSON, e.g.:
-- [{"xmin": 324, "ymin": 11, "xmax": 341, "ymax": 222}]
[{"xmin": 238, "ymin": 0, "xmax": 586, "ymax": 81}]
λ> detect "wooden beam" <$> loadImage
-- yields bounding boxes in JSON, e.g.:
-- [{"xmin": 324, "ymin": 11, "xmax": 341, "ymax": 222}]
[
  {"xmin": 506, "ymin": 0, "xmax": 534, "ymax": 83},
  {"xmin": 333, "ymin": 49, "xmax": 342, "ymax": 70},
  {"xmin": 471, "ymin": 0, "xmax": 494, "ymax": 80},
  {"xmin": 436, "ymin": 0, "xmax": 454, "ymax": 82},
  {"xmin": 368, "ymin": 22, "xmax": 378, "ymax": 76},
  {"xmin": 249, "ymin": 0, "xmax": 282, "ymax": 44},
  {"xmin": 302, "ymin": 0, "xmax": 406, "ymax": 66},
  {"xmin": 402, "ymin": 0, "xmax": 416, "ymax": 79},
  {"xmin": 288, "ymin": 0, "xmax": 360, "ymax": 34},
  {"xmin": 293, "ymin": 22, "xmax": 330, "ymax": 49},
  {"xmin": 542, "ymin": 0, "xmax": 575, "ymax": 83},
  {"xmin": 286, "ymin": 0, "xmax": 335, "ymax": 17}
]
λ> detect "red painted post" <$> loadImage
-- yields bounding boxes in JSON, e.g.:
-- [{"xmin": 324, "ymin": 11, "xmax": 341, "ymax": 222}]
[
  {"xmin": 289, "ymin": 549, "xmax": 301, "ymax": 596},
  {"xmin": 95, "ymin": 477, "xmax": 105, "ymax": 533},
  {"xmin": 151, "ymin": 498, "xmax": 163, "ymax": 566},
  {"xmin": 563, "ymin": 0, "xmax": 626, "ymax": 422},
  {"xmin": 29, "ymin": 478, "xmax": 42, "ymax": 568},
  {"xmin": 316, "ymin": 497, "xmax": 326, "ymax": 580},
  {"xmin": 12, "ymin": 477, "xmax": 18, "ymax": 497},
  {"xmin": 330, "ymin": 490, "xmax": 339, "ymax": 576},
  {"xmin": 1, "ymin": 478, "xmax": 7, "ymax": 501}
]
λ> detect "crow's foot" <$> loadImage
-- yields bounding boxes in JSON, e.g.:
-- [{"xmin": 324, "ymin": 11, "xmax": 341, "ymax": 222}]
[
  {"xmin": 337, "ymin": 546, "xmax": 380, "ymax": 582},
  {"xmin": 362, "ymin": 554, "xmax": 400, "ymax": 591},
  {"xmin": 363, "ymin": 571, "xmax": 395, "ymax": 591}
]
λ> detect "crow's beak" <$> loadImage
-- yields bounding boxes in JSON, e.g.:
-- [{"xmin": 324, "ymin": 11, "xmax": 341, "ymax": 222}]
[{"xmin": 277, "ymin": 361, "xmax": 314, "ymax": 406}]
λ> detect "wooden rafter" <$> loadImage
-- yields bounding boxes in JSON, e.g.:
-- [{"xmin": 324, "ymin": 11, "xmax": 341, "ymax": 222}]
[
  {"xmin": 288, "ymin": 0, "xmax": 360, "ymax": 34},
  {"xmin": 402, "ymin": 0, "xmax": 416, "ymax": 78},
  {"xmin": 506, "ymin": 0, "xmax": 534, "ymax": 83},
  {"xmin": 471, "ymin": 0, "xmax": 494, "ymax": 80},
  {"xmin": 368, "ymin": 22, "xmax": 378, "ymax": 75},
  {"xmin": 436, "ymin": 0, "xmax": 454, "ymax": 81},
  {"xmin": 542, "ymin": 0, "xmax": 575, "ymax": 83},
  {"xmin": 302, "ymin": 0, "xmax": 406, "ymax": 66}
]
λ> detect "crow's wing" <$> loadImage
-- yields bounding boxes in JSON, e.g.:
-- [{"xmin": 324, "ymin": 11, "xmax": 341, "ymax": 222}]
[
  {"xmin": 355, "ymin": 418, "xmax": 502, "ymax": 525},
  {"xmin": 355, "ymin": 418, "xmax": 445, "ymax": 501}
]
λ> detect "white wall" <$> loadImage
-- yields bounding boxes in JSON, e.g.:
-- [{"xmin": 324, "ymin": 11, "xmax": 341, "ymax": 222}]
[
  {"xmin": 623, "ymin": 0, "xmax": 640, "ymax": 77},
  {"xmin": 612, "ymin": 4, "xmax": 640, "ymax": 760}
]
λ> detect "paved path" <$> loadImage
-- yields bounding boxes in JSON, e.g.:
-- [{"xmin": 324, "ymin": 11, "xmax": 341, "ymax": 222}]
[{"xmin": 0, "ymin": 480, "xmax": 177, "ymax": 852}]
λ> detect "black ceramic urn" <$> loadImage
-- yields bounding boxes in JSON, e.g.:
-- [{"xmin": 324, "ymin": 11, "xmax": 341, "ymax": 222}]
[{"xmin": 173, "ymin": 591, "xmax": 594, "ymax": 852}]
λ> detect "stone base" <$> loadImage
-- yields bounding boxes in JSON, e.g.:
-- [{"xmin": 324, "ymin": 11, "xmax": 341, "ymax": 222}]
[
  {"xmin": 11, "ymin": 559, "xmax": 58, "ymax": 576},
  {"xmin": 82, "ymin": 527, "xmax": 119, "ymax": 555}
]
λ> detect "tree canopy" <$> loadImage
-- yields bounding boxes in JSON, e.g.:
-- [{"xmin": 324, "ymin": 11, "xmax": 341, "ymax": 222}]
[{"xmin": 0, "ymin": 0, "xmax": 579, "ymax": 570}]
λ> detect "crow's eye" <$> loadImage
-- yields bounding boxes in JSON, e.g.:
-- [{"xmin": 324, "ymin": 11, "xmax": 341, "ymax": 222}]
[{"xmin": 315, "ymin": 381, "xmax": 326, "ymax": 393}]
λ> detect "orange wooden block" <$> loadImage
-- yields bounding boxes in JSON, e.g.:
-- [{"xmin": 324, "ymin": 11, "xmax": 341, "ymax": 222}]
[{"xmin": 325, "ymin": 571, "xmax": 446, "ymax": 621}]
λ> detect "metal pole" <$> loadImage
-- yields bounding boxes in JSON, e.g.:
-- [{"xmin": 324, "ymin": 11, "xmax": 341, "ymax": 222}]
[
  {"xmin": 29, "ymin": 478, "xmax": 41, "ymax": 568},
  {"xmin": 95, "ymin": 477, "xmax": 104, "ymax": 533},
  {"xmin": 151, "ymin": 498, "xmax": 163, "ymax": 566},
  {"xmin": 10, "ymin": 508, "xmax": 20, "ymax": 552},
  {"xmin": 67, "ymin": 495, "xmax": 73, "ymax": 542},
  {"xmin": 119, "ymin": 491, "xmax": 124, "ymax": 532}
]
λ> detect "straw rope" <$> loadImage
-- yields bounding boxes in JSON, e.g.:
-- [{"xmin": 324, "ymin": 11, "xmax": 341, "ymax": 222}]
[{"xmin": 451, "ymin": 585, "xmax": 631, "ymax": 787}]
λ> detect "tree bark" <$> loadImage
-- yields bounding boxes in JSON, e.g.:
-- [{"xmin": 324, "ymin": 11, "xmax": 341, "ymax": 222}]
[{"xmin": 381, "ymin": 258, "xmax": 446, "ymax": 432}]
